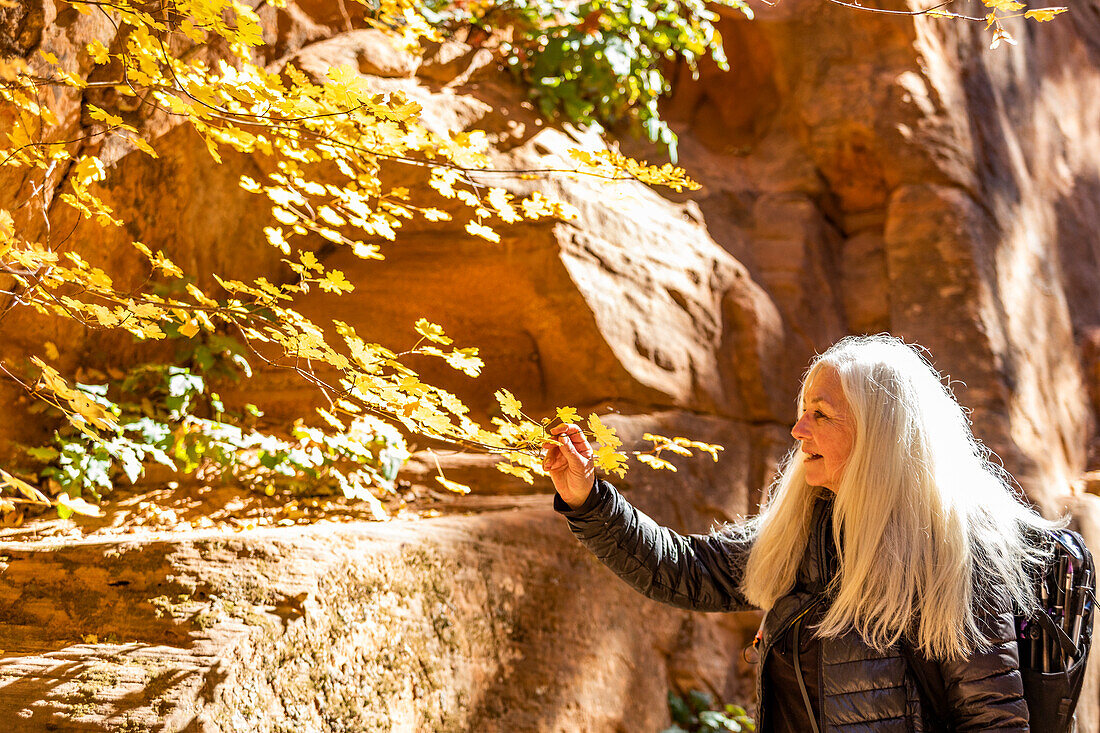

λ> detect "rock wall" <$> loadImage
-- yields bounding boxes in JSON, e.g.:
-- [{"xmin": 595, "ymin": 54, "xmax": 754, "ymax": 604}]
[
  {"xmin": 4, "ymin": 0, "xmax": 1100, "ymax": 729},
  {"xmin": 0, "ymin": 512, "xmax": 756, "ymax": 731}
]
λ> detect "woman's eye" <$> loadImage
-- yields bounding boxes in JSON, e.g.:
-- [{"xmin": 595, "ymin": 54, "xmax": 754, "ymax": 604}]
[{"xmin": 814, "ymin": 411, "xmax": 827, "ymax": 419}]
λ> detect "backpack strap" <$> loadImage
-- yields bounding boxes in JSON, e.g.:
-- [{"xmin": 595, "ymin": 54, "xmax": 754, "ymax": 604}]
[{"xmin": 899, "ymin": 640, "xmax": 952, "ymax": 733}]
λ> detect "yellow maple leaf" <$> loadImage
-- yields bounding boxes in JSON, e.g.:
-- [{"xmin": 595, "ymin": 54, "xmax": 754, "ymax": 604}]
[
  {"xmin": 318, "ymin": 269, "xmax": 354, "ymax": 294},
  {"xmin": 495, "ymin": 389, "xmax": 523, "ymax": 420},
  {"xmin": 587, "ymin": 413, "xmax": 622, "ymax": 449},
  {"xmin": 86, "ymin": 104, "xmax": 124, "ymax": 127},
  {"xmin": 300, "ymin": 251, "xmax": 321, "ymax": 272},
  {"xmin": 127, "ymin": 134, "xmax": 158, "ymax": 159},
  {"xmin": 1, "ymin": 469, "xmax": 51, "ymax": 504},
  {"xmin": 496, "ymin": 462, "xmax": 534, "ymax": 484},
  {"xmin": 444, "ymin": 347, "xmax": 482, "ymax": 377},
  {"xmin": 185, "ymin": 282, "xmax": 219, "ymax": 308},
  {"xmin": 487, "ymin": 188, "xmax": 520, "ymax": 223},
  {"xmin": 1025, "ymin": 6, "xmax": 1067, "ymax": 20},
  {"xmin": 318, "ymin": 206, "xmax": 345, "ymax": 226},
  {"xmin": 465, "ymin": 220, "xmax": 501, "ymax": 243},
  {"xmin": 637, "ymin": 453, "xmax": 677, "ymax": 471},
  {"xmin": 594, "ymin": 444, "xmax": 627, "ymax": 478},
  {"xmin": 129, "ymin": 300, "xmax": 163, "ymax": 319},
  {"xmin": 415, "ymin": 318, "xmax": 452, "ymax": 345},
  {"xmin": 178, "ymin": 319, "xmax": 200, "ymax": 338},
  {"xmin": 86, "ymin": 40, "xmax": 109, "ymax": 64},
  {"xmin": 555, "ymin": 406, "xmax": 579, "ymax": 424}
]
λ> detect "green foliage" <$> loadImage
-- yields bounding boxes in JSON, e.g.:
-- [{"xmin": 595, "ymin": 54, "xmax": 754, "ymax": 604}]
[
  {"xmin": 425, "ymin": 0, "xmax": 752, "ymax": 158},
  {"xmin": 17, "ymin": 332, "xmax": 409, "ymax": 515},
  {"xmin": 663, "ymin": 689, "xmax": 755, "ymax": 733}
]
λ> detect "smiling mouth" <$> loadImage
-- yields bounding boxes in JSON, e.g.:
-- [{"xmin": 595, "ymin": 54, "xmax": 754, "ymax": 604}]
[{"xmin": 804, "ymin": 453, "xmax": 822, "ymax": 462}]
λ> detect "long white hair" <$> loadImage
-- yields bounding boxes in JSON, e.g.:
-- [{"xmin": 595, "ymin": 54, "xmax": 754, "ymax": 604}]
[{"xmin": 729, "ymin": 334, "xmax": 1059, "ymax": 660}]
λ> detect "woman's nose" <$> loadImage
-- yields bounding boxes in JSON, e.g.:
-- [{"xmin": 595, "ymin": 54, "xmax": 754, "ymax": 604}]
[{"xmin": 791, "ymin": 414, "xmax": 810, "ymax": 441}]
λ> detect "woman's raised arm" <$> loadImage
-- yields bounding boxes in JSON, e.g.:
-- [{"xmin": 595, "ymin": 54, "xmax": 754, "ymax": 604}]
[{"xmin": 543, "ymin": 424, "xmax": 754, "ymax": 613}]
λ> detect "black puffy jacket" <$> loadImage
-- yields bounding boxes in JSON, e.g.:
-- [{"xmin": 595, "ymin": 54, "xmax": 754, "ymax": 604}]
[{"xmin": 555, "ymin": 479, "xmax": 1030, "ymax": 732}]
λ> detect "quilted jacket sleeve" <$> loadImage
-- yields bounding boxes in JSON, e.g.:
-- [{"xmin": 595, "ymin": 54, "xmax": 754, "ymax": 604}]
[
  {"xmin": 937, "ymin": 596, "xmax": 1029, "ymax": 731},
  {"xmin": 554, "ymin": 478, "xmax": 756, "ymax": 613}
]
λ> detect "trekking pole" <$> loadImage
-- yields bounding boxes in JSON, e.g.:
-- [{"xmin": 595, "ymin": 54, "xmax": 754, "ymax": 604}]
[
  {"xmin": 1029, "ymin": 622, "xmax": 1041, "ymax": 670},
  {"xmin": 1040, "ymin": 580, "xmax": 1051, "ymax": 672},
  {"xmin": 1060, "ymin": 559, "xmax": 1075, "ymax": 669},
  {"xmin": 1070, "ymin": 569, "xmax": 1091, "ymax": 665},
  {"xmin": 1053, "ymin": 556, "xmax": 1068, "ymax": 670}
]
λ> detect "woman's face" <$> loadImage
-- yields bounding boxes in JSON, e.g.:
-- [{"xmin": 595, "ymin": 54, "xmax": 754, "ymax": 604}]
[{"xmin": 791, "ymin": 366, "xmax": 855, "ymax": 492}]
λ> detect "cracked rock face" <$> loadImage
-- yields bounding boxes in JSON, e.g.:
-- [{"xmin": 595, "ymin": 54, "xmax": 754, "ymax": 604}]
[{"xmin": 5, "ymin": 0, "xmax": 1100, "ymax": 729}]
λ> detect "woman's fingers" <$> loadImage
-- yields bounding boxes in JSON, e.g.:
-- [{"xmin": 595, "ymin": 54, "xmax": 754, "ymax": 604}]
[
  {"xmin": 544, "ymin": 424, "xmax": 592, "ymax": 461},
  {"xmin": 551, "ymin": 423, "xmax": 592, "ymax": 451}
]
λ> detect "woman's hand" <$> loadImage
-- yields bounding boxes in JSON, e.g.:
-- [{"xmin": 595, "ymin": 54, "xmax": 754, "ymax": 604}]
[{"xmin": 542, "ymin": 423, "xmax": 596, "ymax": 509}]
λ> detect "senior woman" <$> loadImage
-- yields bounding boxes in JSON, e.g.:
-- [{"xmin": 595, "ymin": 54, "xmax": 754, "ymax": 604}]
[{"xmin": 543, "ymin": 335, "xmax": 1056, "ymax": 732}]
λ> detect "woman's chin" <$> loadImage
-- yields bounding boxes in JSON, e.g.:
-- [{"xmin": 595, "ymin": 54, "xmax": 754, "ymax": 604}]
[{"xmin": 804, "ymin": 471, "xmax": 835, "ymax": 492}]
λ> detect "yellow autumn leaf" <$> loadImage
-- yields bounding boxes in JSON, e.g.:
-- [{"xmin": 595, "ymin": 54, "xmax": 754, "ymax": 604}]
[
  {"xmin": 495, "ymin": 389, "xmax": 523, "ymax": 420},
  {"xmin": 318, "ymin": 269, "xmax": 354, "ymax": 294},
  {"xmin": 982, "ymin": 0, "xmax": 1024, "ymax": 11},
  {"xmin": 673, "ymin": 437, "xmax": 724, "ymax": 461},
  {"xmin": 495, "ymin": 462, "xmax": 534, "ymax": 484},
  {"xmin": 265, "ymin": 226, "xmax": 290, "ymax": 254},
  {"xmin": 178, "ymin": 319, "xmax": 200, "ymax": 338},
  {"xmin": 129, "ymin": 300, "xmax": 163, "ymax": 319},
  {"xmin": 272, "ymin": 207, "xmax": 297, "ymax": 225},
  {"xmin": 435, "ymin": 476, "xmax": 471, "ymax": 494},
  {"xmin": 185, "ymin": 282, "xmax": 219, "ymax": 308},
  {"xmin": 443, "ymin": 347, "xmax": 482, "ymax": 377},
  {"xmin": 127, "ymin": 134, "xmax": 158, "ymax": 158},
  {"xmin": 86, "ymin": 40, "xmax": 110, "ymax": 64},
  {"xmin": 1025, "ymin": 6, "xmax": 1067, "ymax": 21},
  {"xmin": 0, "ymin": 470, "xmax": 50, "ymax": 504},
  {"xmin": 465, "ymin": 220, "xmax": 501, "ymax": 243},
  {"xmin": 555, "ymin": 406, "xmax": 579, "ymax": 424},
  {"xmin": 56, "ymin": 492, "xmax": 103, "ymax": 517},
  {"xmin": 637, "ymin": 453, "xmax": 677, "ymax": 471},
  {"xmin": 300, "ymin": 251, "xmax": 321, "ymax": 272},
  {"xmin": 318, "ymin": 206, "xmax": 345, "ymax": 226},
  {"xmin": 152, "ymin": 251, "xmax": 183, "ymax": 278},
  {"xmin": 415, "ymin": 318, "xmax": 452, "ymax": 345},
  {"xmin": 587, "ymin": 413, "xmax": 622, "ymax": 449},
  {"xmin": 44, "ymin": 341, "xmax": 59, "ymax": 361},
  {"xmin": 86, "ymin": 104, "xmax": 124, "ymax": 127},
  {"xmin": 422, "ymin": 208, "xmax": 451, "ymax": 222},
  {"xmin": 68, "ymin": 392, "xmax": 119, "ymax": 431},
  {"xmin": 487, "ymin": 188, "xmax": 520, "ymax": 223},
  {"xmin": 594, "ymin": 444, "xmax": 627, "ymax": 477}
]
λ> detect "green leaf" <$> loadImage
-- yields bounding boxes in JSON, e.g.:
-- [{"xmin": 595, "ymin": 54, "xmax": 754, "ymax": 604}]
[
  {"xmin": 24, "ymin": 446, "xmax": 60, "ymax": 462},
  {"xmin": 687, "ymin": 690, "xmax": 714, "ymax": 713}
]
